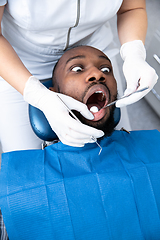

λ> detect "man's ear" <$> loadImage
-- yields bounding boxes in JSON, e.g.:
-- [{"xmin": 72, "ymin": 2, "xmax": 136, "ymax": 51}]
[{"xmin": 49, "ymin": 87, "xmax": 57, "ymax": 92}]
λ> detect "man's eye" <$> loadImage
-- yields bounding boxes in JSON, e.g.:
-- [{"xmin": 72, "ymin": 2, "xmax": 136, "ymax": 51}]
[
  {"xmin": 101, "ymin": 67, "xmax": 110, "ymax": 73},
  {"xmin": 71, "ymin": 66, "xmax": 83, "ymax": 72}
]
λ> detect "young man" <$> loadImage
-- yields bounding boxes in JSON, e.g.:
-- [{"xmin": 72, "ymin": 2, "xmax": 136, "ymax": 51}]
[
  {"xmin": 0, "ymin": 46, "xmax": 160, "ymax": 240},
  {"xmin": 50, "ymin": 45, "xmax": 118, "ymax": 138}
]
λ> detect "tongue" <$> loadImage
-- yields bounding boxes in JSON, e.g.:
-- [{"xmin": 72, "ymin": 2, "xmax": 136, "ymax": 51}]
[
  {"xmin": 88, "ymin": 103, "xmax": 106, "ymax": 122},
  {"xmin": 87, "ymin": 92, "xmax": 106, "ymax": 112},
  {"xmin": 87, "ymin": 103, "xmax": 100, "ymax": 112}
]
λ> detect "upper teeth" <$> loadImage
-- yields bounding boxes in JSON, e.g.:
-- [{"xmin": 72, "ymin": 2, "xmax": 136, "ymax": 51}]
[
  {"xmin": 95, "ymin": 91, "xmax": 103, "ymax": 93},
  {"xmin": 95, "ymin": 91, "xmax": 105, "ymax": 101}
]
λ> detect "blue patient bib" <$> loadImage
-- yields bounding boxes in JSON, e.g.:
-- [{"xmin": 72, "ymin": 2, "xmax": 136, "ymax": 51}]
[{"xmin": 1, "ymin": 130, "xmax": 160, "ymax": 240}]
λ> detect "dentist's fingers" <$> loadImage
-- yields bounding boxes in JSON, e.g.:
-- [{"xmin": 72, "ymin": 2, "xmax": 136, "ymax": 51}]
[
  {"xmin": 116, "ymin": 88, "xmax": 149, "ymax": 107},
  {"xmin": 59, "ymin": 93, "xmax": 94, "ymax": 120},
  {"xmin": 63, "ymin": 115, "xmax": 104, "ymax": 137},
  {"xmin": 116, "ymin": 69, "xmax": 158, "ymax": 108},
  {"xmin": 59, "ymin": 133, "xmax": 95, "ymax": 147},
  {"xmin": 118, "ymin": 40, "xmax": 158, "ymax": 108}
]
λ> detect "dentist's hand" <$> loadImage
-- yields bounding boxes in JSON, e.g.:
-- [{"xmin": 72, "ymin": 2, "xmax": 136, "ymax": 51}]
[
  {"xmin": 116, "ymin": 40, "xmax": 158, "ymax": 108},
  {"xmin": 23, "ymin": 76, "xmax": 104, "ymax": 147}
]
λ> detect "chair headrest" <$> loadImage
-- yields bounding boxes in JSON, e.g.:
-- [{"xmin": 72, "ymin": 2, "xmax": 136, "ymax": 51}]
[{"xmin": 29, "ymin": 79, "xmax": 121, "ymax": 141}]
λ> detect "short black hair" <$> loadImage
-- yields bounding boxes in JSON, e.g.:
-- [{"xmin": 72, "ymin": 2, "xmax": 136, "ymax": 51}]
[{"xmin": 52, "ymin": 59, "xmax": 60, "ymax": 86}]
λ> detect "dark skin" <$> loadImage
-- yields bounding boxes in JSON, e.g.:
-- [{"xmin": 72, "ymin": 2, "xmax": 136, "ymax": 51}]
[{"xmin": 51, "ymin": 46, "xmax": 117, "ymax": 135}]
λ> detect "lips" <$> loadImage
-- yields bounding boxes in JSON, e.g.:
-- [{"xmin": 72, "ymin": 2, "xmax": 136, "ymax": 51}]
[{"xmin": 83, "ymin": 84, "xmax": 109, "ymax": 121}]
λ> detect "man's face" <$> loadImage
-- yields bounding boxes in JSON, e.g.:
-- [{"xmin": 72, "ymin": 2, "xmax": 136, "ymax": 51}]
[{"xmin": 52, "ymin": 46, "xmax": 117, "ymax": 134}]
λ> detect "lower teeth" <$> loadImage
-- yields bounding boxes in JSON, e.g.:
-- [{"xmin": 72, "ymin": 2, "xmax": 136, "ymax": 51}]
[{"xmin": 90, "ymin": 106, "xmax": 99, "ymax": 113}]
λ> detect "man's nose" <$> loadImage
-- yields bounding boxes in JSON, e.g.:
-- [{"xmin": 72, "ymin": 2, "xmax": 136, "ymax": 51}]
[{"xmin": 85, "ymin": 67, "xmax": 105, "ymax": 83}]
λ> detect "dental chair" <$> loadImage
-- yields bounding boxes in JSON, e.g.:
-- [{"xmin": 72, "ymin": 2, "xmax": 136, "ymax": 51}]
[{"xmin": 29, "ymin": 79, "xmax": 121, "ymax": 145}]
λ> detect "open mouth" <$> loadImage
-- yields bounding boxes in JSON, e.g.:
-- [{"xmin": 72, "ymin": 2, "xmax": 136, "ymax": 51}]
[
  {"xmin": 84, "ymin": 84, "xmax": 109, "ymax": 121},
  {"xmin": 86, "ymin": 91, "xmax": 106, "ymax": 112}
]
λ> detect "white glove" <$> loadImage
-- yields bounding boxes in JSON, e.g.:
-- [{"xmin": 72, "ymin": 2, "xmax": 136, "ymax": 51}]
[
  {"xmin": 116, "ymin": 40, "xmax": 158, "ymax": 108},
  {"xmin": 23, "ymin": 76, "xmax": 104, "ymax": 147}
]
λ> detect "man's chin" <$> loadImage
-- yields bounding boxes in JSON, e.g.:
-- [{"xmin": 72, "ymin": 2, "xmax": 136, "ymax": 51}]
[{"xmin": 73, "ymin": 106, "xmax": 116, "ymax": 137}]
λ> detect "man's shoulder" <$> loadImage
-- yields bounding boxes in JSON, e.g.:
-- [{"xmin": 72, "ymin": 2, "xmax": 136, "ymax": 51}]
[
  {"xmin": 111, "ymin": 129, "xmax": 160, "ymax": 143},
  {"xmin": 109, "ymin": 129, "xmax": 160, "ymax": 164},
  {"xmin": 113, "ymin": 128, "xmax": 159, "ymax": 136}
]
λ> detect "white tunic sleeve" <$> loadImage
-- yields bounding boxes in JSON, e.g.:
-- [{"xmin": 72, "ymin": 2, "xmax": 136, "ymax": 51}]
[{"xmin": 0, "ymin": 0, "xmax": 7, "ymax": 6}]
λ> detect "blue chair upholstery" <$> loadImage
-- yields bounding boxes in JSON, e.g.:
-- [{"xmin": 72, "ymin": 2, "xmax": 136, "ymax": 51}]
[{"xmin": 29, "ymin": 79, "xmax": 121, "ymax": 141}]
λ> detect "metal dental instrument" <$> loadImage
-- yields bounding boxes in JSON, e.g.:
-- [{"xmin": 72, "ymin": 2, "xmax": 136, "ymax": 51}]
[
  {"xmin": 102, "ymin": 86, "xmax": 149, "ymax": 108},
  {"xmin": 57, "ymin": 95, "xmax": 102, "ymax": 155}
]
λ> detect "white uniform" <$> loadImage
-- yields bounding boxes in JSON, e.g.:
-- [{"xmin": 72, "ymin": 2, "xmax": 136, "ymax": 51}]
[{"xmin": 0, "ymin": 0, "xmax": 125, "ymax": 152}]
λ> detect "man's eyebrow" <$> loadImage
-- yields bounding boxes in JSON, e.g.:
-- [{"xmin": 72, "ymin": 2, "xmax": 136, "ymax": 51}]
[
  {"xmin": 66, "ymin": 55, "xmax": 85, "ymax": 64},
  {"xmin": 99, "ymin": 55, "xmax": 111, "ymax": 63}
]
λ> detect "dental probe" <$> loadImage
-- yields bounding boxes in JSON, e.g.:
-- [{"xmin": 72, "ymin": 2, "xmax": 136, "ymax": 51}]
[
  {"xmin": 57, "ymin": 95, "xmax": 102, "ymax": 155},
  {"xmin": 102, "ymin": 86, "xmax": 149, "ymax": 108}
]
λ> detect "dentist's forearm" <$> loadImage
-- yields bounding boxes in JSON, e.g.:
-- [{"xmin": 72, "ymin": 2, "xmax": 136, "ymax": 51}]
[
  {"xmin": 0, "ymin": 34, "xmax": 32, "ymax": 94},
  {"xmin": 0, "ymin": 6, "xmax": 31, "ymax": 95},
  {"xmin": 117, "ymin": 0, "xmax": 147, "ymax": 45}
]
